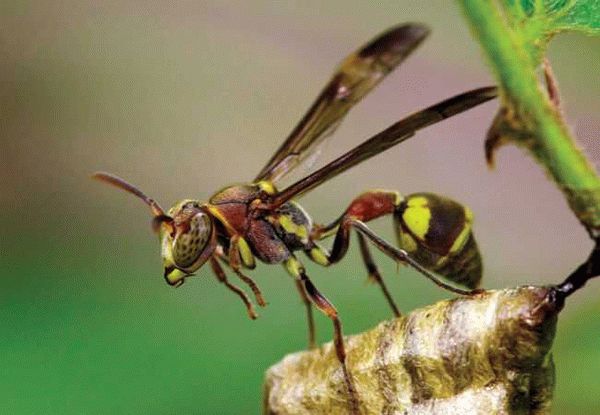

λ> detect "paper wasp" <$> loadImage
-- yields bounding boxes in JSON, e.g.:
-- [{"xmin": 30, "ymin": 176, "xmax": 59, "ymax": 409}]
[{"xmin": 94, "ymin": 23, "xmax": 496, "ymax": 413}]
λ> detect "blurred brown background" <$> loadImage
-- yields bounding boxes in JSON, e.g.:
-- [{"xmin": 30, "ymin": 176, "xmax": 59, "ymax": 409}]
[{"xmin": 1, "ymin": 1, "xmax": 599, "ymax": 414}]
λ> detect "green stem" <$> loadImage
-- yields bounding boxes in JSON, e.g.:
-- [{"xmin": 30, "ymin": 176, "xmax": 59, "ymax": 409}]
[{"xmin": 458, "ymin": 0, "xmax": 600, "ymax": 234}]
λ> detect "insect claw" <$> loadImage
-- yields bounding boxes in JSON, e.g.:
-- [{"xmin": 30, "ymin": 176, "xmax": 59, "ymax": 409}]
[
  {"xmin": 247, "ymin": 307, "xmax": 259, "ymax": 320},
  {"xmin": 233, "ymin": 269, "xmax": 268, "ymax": 308},
  {"xmin": 256, "ymin": 296, "xmax": 268, "ymax": 308}
]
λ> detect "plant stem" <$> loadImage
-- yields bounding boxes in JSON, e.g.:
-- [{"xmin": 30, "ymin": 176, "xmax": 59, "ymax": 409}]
[{"xmin": 458, "ymin": 0, "xmax": 600, "ymax": 234}]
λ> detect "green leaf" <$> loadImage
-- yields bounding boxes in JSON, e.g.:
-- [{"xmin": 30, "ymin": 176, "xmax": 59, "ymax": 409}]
[
  {"xmin": 501, "ymin": 0, "xmax": 600, "ymax": 62},
  {"xmin": 549, "ymin": 0, "xmax": 600, "ymax": 33}
]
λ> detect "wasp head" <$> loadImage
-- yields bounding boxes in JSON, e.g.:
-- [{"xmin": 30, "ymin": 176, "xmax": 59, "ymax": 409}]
[
  {"xmin": 161, "ymin": 200, "xmax": 215, "ymax": 286},
  {"xmin": 93, "ymin": 172, "xmax": 215, "ymax": 287}
]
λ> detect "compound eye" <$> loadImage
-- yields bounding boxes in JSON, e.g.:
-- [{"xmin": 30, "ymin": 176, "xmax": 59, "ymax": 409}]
[{"xmin": 172, "ymin": 212, "xmax": 212, "ymax": 269}]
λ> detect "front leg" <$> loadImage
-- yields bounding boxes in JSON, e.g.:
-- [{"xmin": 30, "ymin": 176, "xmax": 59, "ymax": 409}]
[
  {"xmin": 228, "ymin": 234, "xmax": 256, "ymax": 270},
  {"xmin": 224, "ymin": 236, "xmax": 267, "ymax": 307},
  {"xmin": 210, "ymin": 257, "xmax": 258, "ymax": 320}
]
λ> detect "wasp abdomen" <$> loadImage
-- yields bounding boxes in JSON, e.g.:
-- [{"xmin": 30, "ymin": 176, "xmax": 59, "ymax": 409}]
[
  {"xmin": 395, "ymin": 193, "xmax": 482, "ymax": 289},
  {"xmin": 434, "ymin": 233, "xmax": 482, "ymax": 288}
]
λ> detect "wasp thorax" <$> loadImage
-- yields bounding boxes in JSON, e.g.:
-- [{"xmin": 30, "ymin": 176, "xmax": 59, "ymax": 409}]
[{"xmin": 169, "ymin": 202, "xmax": 213, "ymax": 269}]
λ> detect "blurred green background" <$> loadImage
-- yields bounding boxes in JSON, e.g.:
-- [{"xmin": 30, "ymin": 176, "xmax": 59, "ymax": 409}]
[{"xmin": 2, "ymin": 1, "xmax": 599, "ymax": 414}]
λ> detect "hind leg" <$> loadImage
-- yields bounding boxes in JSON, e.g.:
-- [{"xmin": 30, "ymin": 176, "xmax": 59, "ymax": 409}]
[
  {"xmin": 357, "ymin": 232, "xmax": 401, "ymax": 317},
  {"xmin": 313, "ymin": 189, "xmax": 478, "ymax": 295},
  {"xmin": 285, "ymin": 257, "xmax": 360, "ymax": 415},
  {"xmin": 308, "ymin": 190, "xmax": 406, "ymax": 311}
]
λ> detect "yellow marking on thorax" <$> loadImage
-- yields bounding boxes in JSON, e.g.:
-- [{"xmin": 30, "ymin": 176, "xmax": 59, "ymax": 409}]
[
  {"xmin": 205, "ymin": 204, "xmax": 256, "ymax": 268},
  {"xmin": 279, "ymin": 215, "xmax": 308, "ymax": 241},
  {"xmin": 402, "ymin": 196, "xmax": 431, "ymax": 240},
  {"xmin": 256, "ymin": 180, "xmax": 277, "ymax": 195},
  {"xmin": 204, "ymin": 203, "xmax": 249, "ymax": 253},
  {"xmin": 205, "ymin": 204, "xmax": 235, "ymax": 234}
]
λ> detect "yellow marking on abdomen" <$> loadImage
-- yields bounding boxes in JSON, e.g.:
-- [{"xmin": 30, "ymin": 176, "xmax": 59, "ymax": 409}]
[
  {"xmin": 402, "ymin": 196, "xmax": 431, "ymax": 240},
  {"xmin": 449, "ymin": 207, "xmax": 473, "ymax": 254},
  {"xmin": 398, "ymin": 231, "xmax": 418, "ymax": 253}
]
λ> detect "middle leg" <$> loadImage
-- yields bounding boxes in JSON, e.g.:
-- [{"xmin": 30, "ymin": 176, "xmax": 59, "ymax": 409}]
[{"xmin": 295, "ymin": 279, "xmax": 316, "ymax": 349}]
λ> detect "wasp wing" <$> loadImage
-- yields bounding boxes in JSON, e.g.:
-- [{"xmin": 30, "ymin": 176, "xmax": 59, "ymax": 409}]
[
  {"xmin": 268, "ymin": 86, "xmax": 498, "ymax": 207},
  {"xmin": 254, "ymin": 23, "xmax": 430, "ymax": 183}
]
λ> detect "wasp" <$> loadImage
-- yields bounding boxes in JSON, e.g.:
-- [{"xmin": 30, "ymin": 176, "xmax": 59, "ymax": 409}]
[{"xmin": 94, "ymin": 23, "xmax": 496, "ymax": 413}]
